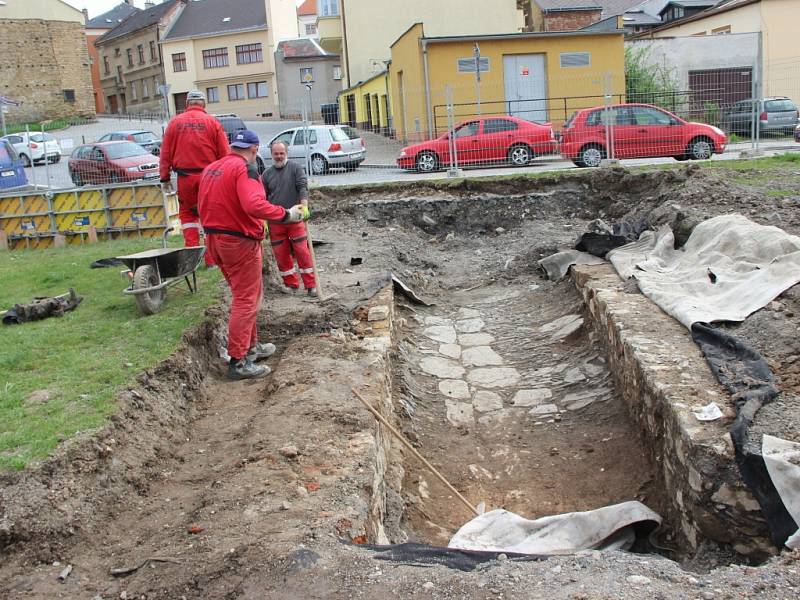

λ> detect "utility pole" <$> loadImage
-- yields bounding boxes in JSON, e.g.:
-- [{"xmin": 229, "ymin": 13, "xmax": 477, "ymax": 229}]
[{"xmin": 474, "ymin": 43, "xmax": 482, "ymax": 117}]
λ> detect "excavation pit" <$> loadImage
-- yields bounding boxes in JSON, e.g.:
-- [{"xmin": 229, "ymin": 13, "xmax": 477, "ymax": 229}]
[{"xmin": 2, "ymin": 164, "xmax": 799, "ymax": 596}]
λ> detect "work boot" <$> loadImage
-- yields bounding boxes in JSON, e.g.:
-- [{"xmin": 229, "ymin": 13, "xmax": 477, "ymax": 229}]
[
  {"xmin": 247, "ymin": 342, "xmax": 276, "ymax": 362},
  {"xmin": 279, "ymin": 286, "xmax": 298, "ymax": 295},
  {"xmin": 307, "ymin": 287, "xmax": 318, "ymax": 298},
  {"xmin": 228, "ymin": 357, "xmax": 270, "ymax": 380}
]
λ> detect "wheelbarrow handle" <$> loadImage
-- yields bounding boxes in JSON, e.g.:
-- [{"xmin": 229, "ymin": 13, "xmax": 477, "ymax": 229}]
[{"xmin": 161, "ymin": 227, "xmax": 174, "ymax": 249}]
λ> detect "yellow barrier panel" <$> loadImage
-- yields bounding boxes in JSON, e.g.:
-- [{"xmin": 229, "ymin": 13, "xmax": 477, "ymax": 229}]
[{"xmin": 0, "ymin": 182, "xmax": 178, "ymax": 251}]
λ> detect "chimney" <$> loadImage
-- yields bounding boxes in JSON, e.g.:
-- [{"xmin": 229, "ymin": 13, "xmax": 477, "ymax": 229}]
[{"xmin": 82, "ymin": 8, "xmax": 89, "ymax": 24}]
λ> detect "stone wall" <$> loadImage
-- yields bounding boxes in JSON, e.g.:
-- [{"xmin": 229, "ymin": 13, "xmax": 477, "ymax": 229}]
[
  {"xmin": 0, "ymin": 19, "xmax": 95, "ymax": 122},
  {"xmin": 544, "ymin": 9, "xmax": 601, "ymax": 32}
]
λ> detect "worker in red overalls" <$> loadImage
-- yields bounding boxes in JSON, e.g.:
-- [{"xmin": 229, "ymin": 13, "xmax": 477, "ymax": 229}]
[
  {"xmin": 198, "ymin": 130, "xmax": 303, "ymax": 380},
  {"xmin": 159, "ymin": 90, "xmax": 229, "ymax": 264}
]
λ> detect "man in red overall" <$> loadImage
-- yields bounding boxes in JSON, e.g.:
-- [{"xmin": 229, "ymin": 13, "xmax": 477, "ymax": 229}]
[
  {"xmin": 159, "ymin": 90, "xmax": 229, "ymax": 264},
  {"xmin": 198, "ymin": 130, "xmax": 303, "ymax": 380},
  {"xmin": 262, "ymin": 141, "xmax": 317, "ymax": 296}
]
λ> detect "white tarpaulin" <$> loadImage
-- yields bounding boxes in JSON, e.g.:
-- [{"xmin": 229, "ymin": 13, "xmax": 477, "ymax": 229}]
[
  {"xmin": 762, "ymin": 435, "xmax": 800, "ymax": 549},
  {"xmin": 448, "ymin": 501, "xmax": 661, "ymax": 555},
  {"xmin": 607, "ymin": 214, "xmax": 800, "ymax": 329}
]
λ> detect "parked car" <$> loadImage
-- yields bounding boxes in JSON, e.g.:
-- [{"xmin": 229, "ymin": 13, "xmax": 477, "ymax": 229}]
[
  {"xmin": 1, "ymin": 131, "xmax": 61, "ymax": 167},
  {"xmin": 397, "ymin": 115, "xmax": 557, "ymax": 172},
  {"xmin": 336, "ymin": 124, "xmax": 360, "ymax": 139},
  {"xmin": 722, "ymin": 97, "xmax": 799, "ymax": 136},
  {"xmin": 0, "ymin": 138, "xmax": 28, "ymax": 190},
  {"xmin": 258, "ymin": 125, "xmax": 365, "ymax": 175},
  {"xmin": 559, "ymin": 103, "xmax": 727, "ymax": 168},
  {"xmin": 796, "ymin": 123, "xmax": 800, "ymax": 143},
  {"xmin": 68, "ymin": 141, "xmax": 159, "ymax": 186},
  {"xmin": 98, "ymin": 130, "xmax": 162, "ymax": 155},
  {"xmin": 216, "ymin": 115, "xmax": 246, "ymax": 143}
]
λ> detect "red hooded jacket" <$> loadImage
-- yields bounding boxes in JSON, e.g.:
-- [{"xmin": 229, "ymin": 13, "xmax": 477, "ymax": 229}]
[
  {"xmin": 159, "ymin": 105, "xmax": 229, "ymax": 182},
  {"xmin": 198, "ymin": 153, "xmax": 287, "ymax": 240}
]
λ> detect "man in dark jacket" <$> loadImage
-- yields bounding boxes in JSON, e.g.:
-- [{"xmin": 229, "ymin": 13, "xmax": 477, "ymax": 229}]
[
  {"xmin": 199, "ymin": 130, "xmax": 303, "ymax": 380},
  {"xmin": 160, "ymin": 90, "xmax": 229, "ymax": 263},
  {"xmin": 262, "ymin": 141, "xmax": 317, "ymax": 296}
]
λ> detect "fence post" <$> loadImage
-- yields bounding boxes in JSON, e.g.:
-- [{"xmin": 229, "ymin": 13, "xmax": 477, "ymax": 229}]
[
  {"xmin": 445, "ymin": 85, "xmax": 460, "ymax": 178},
  {"xmin": 25, "ymin": 124, "xmax": 36, "ymax": 188}
]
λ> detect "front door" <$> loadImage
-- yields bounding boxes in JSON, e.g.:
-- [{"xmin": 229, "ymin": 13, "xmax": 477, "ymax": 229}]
[
  {"xmin": 346, "ymin": 94, "xmax": 356, "ymax": 127},
  {"xmin": 108, "ymin": 95, "xmax": 118, "ymax": 113},
  {"xmin": 174, "ymin": 92, "xmax": 187, "ymax": 114},
  {"xmin": 503, "ymin": 54, "xmax": 547, "ymax": 122}
]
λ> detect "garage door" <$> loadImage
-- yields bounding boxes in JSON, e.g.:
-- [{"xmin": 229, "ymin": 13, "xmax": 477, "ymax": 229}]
[{"xmin": 688, "ymin": 67, "xmax": 752, "ymax": 109}]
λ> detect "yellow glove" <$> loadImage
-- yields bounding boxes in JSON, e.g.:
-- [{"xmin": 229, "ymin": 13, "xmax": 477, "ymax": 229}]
[{"xmin": 300, "ymin": 205, "xmax": 311, "ymax": 221}]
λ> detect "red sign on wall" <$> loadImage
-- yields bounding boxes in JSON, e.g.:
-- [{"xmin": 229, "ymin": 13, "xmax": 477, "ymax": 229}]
[{"xmin": 521, "ymin": 66, "xmax": 529, "ymax": 76}]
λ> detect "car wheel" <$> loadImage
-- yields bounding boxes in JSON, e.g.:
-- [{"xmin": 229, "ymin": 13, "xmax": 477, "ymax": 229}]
[
  {"xmin": 507, "ymin": 144, "xmax": 532, "ymax": 166},
  {"xmin": 19, "ymin": 153, "xmax": 31, "ymax": 168},
  {"xmin": 51, "ymin": 155, "xmax": 61, "ymax": 164},
  {"xmin": 687, "ymin": 137, "xmax": 713, "ymax": 161},
  {"xmin": 576, "ymin": 144, "xmax": 605, "ymax": 168},
  {"xmin": 415, "ymin": 151, "xmax": 438, "ymax": 173},
  {"xmin": 310, "ymin": 154, "xmax": 328, "ymax": 175},
  {"xmin": 674, "ymin": 155, "xmax": 689, "ymax": 161}
]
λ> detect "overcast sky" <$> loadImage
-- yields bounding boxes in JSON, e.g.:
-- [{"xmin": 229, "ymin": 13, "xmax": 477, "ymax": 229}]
[{"xmin": 63, "ymin": 0, "xmax": 149, "ymax": 19}]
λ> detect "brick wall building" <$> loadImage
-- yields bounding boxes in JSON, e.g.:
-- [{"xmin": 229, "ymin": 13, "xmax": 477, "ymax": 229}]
[
  {"xmin": 0, "ymin": 15, "xmax": 95, "ymax": 122},
  {"xmin": 544, "ymin": 9, "xmax": 603, "ymax": 30}
]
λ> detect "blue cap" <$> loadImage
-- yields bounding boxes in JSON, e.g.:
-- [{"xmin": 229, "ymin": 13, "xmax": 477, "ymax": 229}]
[{"xmin": 230, "ymin": 129, "xmax": 259, "ymax": 148}]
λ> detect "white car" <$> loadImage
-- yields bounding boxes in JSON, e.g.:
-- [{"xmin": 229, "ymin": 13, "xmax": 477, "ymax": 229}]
[
  {"xmin": 258, "ymin": 125, "xmax": 365, "ymax": 175},
  {"xmin": 1, "ymin": 132, "xmax": 61, "ymax": 167}
]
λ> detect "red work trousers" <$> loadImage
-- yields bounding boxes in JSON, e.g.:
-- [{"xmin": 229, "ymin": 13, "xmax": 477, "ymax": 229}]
[
  {"xmin": 177, "ymin": 173, "xmax": 214, "ymax": 265},
  {"xmin": 268, "ymin": 221, "xmax": 316, "ymax": 289},
  {"xmin": 205, "ymin": 234, "xmax": 263, "ymax": 361}
]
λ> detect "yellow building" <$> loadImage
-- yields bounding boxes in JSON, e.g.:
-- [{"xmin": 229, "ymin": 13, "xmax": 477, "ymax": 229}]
[
  {"xmin": 338, "ymin": 70, "xmax": 391, "ymax": 133},
  {"xmin": 635, "ymin": 0, "xmax": 797, "ymax": 99},
  {"xmin": 387, "ymin": 23, "xmax": 625, "ymax": 143},
  {"xmin": 160, "ymin": 0, "xmax": 298, "ymax": 118}
]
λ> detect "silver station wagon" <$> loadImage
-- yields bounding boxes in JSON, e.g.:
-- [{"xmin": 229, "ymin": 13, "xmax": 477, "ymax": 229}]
[{"xmin": 258, "ymin": 125, "xmax": 365, "ymax": 175}]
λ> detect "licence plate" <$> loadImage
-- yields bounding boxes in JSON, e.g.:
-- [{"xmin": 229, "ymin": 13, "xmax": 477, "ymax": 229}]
[
  {"xmin": 1, "ymin": 170, "xmax": 14, "ymax": 177},
  {"xmin": 143, "ymin": 172, "xmax": 159, "ymax": 179}
]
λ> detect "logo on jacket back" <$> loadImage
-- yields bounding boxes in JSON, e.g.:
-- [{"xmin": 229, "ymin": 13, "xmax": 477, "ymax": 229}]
[{"xmin": 177, "ymin": 122, "xmax": 207, "ymax": 132}]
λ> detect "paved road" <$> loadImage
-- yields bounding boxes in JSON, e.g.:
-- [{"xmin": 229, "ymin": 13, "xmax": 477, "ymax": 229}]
[{"xmin": 11, "ymin": 116, "xmax": 800, "ymax": 191}]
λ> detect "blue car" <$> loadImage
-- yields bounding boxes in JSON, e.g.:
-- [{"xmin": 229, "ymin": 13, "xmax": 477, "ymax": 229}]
[{"xmin": 0, "ymin": 138, "xmax": 27, "ymax": 190}]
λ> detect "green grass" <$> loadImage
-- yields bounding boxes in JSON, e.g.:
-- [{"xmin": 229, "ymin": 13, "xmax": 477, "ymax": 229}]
[
  {"xmin": 0, "ymin": 237, "xmax": 222, "ymax": 471},
  {"xmin": 3, "ymin": 116, "xmax": 93, "ymax": 135},
  {"xmin": 765, "ymin": 189, "xmax": 795, "ymax": 198}
]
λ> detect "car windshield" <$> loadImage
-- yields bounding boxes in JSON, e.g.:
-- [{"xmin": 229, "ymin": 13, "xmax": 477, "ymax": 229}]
[
  {"xmin": 765, "ymin": 99, "xmax": 796, "ymax": 112},
  {"xmin": 330, "ymin": 128, "xmax": 349, "ymax": 142},
  {"xmin": 105, "ymin": 142, "xmax": 149, "ymax": 159},
  {"xmin": 132, "ymin": 132, "xmax": 157, "ymax": 142},
  {"xmin": 30, "ymin": 133, "xmax": 56, "ymax": 142},
  {"xmin": 563, "ymin": 112, "xmax": 577, "ymax": 128}
]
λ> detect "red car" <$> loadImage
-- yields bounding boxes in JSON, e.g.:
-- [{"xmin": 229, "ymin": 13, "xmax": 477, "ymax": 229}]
[
  {"xmin": 68, "ymin": 141, "xmax": 159, "ymax": 186},
  {"xmin": 559, "ymin": 103, "xmax": 727, "ymax": 168},
  {"xmin": 397, "ymin": 115, "xmax": 557, "ymax": 172}
]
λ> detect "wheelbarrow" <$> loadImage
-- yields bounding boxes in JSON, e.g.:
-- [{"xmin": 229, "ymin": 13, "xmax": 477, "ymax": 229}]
[{"xmin": 117, "ymin": 231, "xmax": 206, "ymax": 315}]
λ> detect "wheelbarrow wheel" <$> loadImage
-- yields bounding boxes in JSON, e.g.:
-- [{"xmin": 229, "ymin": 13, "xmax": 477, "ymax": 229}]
[{"xmin": 133, "ymin": 264, "xmax": 165, "ymax": 315}]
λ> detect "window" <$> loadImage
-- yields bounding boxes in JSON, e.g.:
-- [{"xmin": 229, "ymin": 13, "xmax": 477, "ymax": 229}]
[
  {"xmin": 206, "ymin": 87, "xmax": 220, "ymax": 103},
  {"xmin": 457, "ymin": 57, "xmax": 489, "ymax": 73},
  {"xmin": 172, "ymin": 52, "xmax": 186, "ymax": 72},
  {"xmin": 114, "ymin": 47, "xmax": 120, "ymax": 57},
  {"xmin": 320, "ymin": 0, "xmax": 338, "ymax": 17},
  {"xmin": 305, "ymin": 23, "xmax": 317, "ymax": 35},
  {"xmin": 142, "ymin": 79, "xmax": 149, "ymax": 98},
  {"xmin": 560, "ymin": 52, "xmax": 591, "ymax": 68},
  {"xmin": 150, "ymin": 40, "xmax": 157, "ymax": 61},
  {"xmin": 103, "ymin": 56, "xmax": 109, "ymax": 75},
  {"xmin": 712, "ymin": 25, "xmax": 732, "ymax": 35},
  {"xmin": 126, "ymin": 48, "xmax": 133, "ymax": 67},
  {"xmin": 273, "ymin": 131, "xmax": 294, "ymax": 147},
  {"xmin": 153, "ymin": 77, "xmax": 161, "ymax": 95},
  {"xmin": 247, "ymin": 81, "xmax": 268, "ymax": 98},
  {"xmin": 483, "ymin": 118, "xmax": 518, "ymax": 134},
  {"xmin": 300, "ymin": 67, "xmax": 313, "ymax": 83},
  {"xmin": 454, "ymin": 122, "xmax": 479, "ymax": 138},
  {"xmin": 116, "ymin": 65, "xmax": 123, "ymax": 82},
  {"xmin": 130, "ymin": 80, "xmax": 137, "ymax": 100},
  {"xmin": 236, "ymin": 43, "xmax": 263, "ymax": 64},
  {"xmin": 227, "ymin": 83, "xmax": 245, "ymax": 101},
  {"xmin": 333, "ymin": 65, "xmax": 342, "ymax": 80},
  {"xmin": 137, "ymin": 44, "xmax": 145, "ymax": 64},
  {"xmin": 63, "ymin": 89, "xmax": 75, "ymax": 103},
  {"xmin": 293, "ymin": 129, "xmax": 318, "ymax": 145},
  {"xmin": 203, "ymin": 47, "xmax": 229, "ymax": 69},
  {"xmin": 631, "ymin": 106, "xmax": 672, "ymax": 126}
]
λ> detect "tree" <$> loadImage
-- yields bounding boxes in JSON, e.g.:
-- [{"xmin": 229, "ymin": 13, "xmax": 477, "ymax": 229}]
[{"xmin": 625, "ymin": 45, "xmax": 681, "ymax": 112}]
